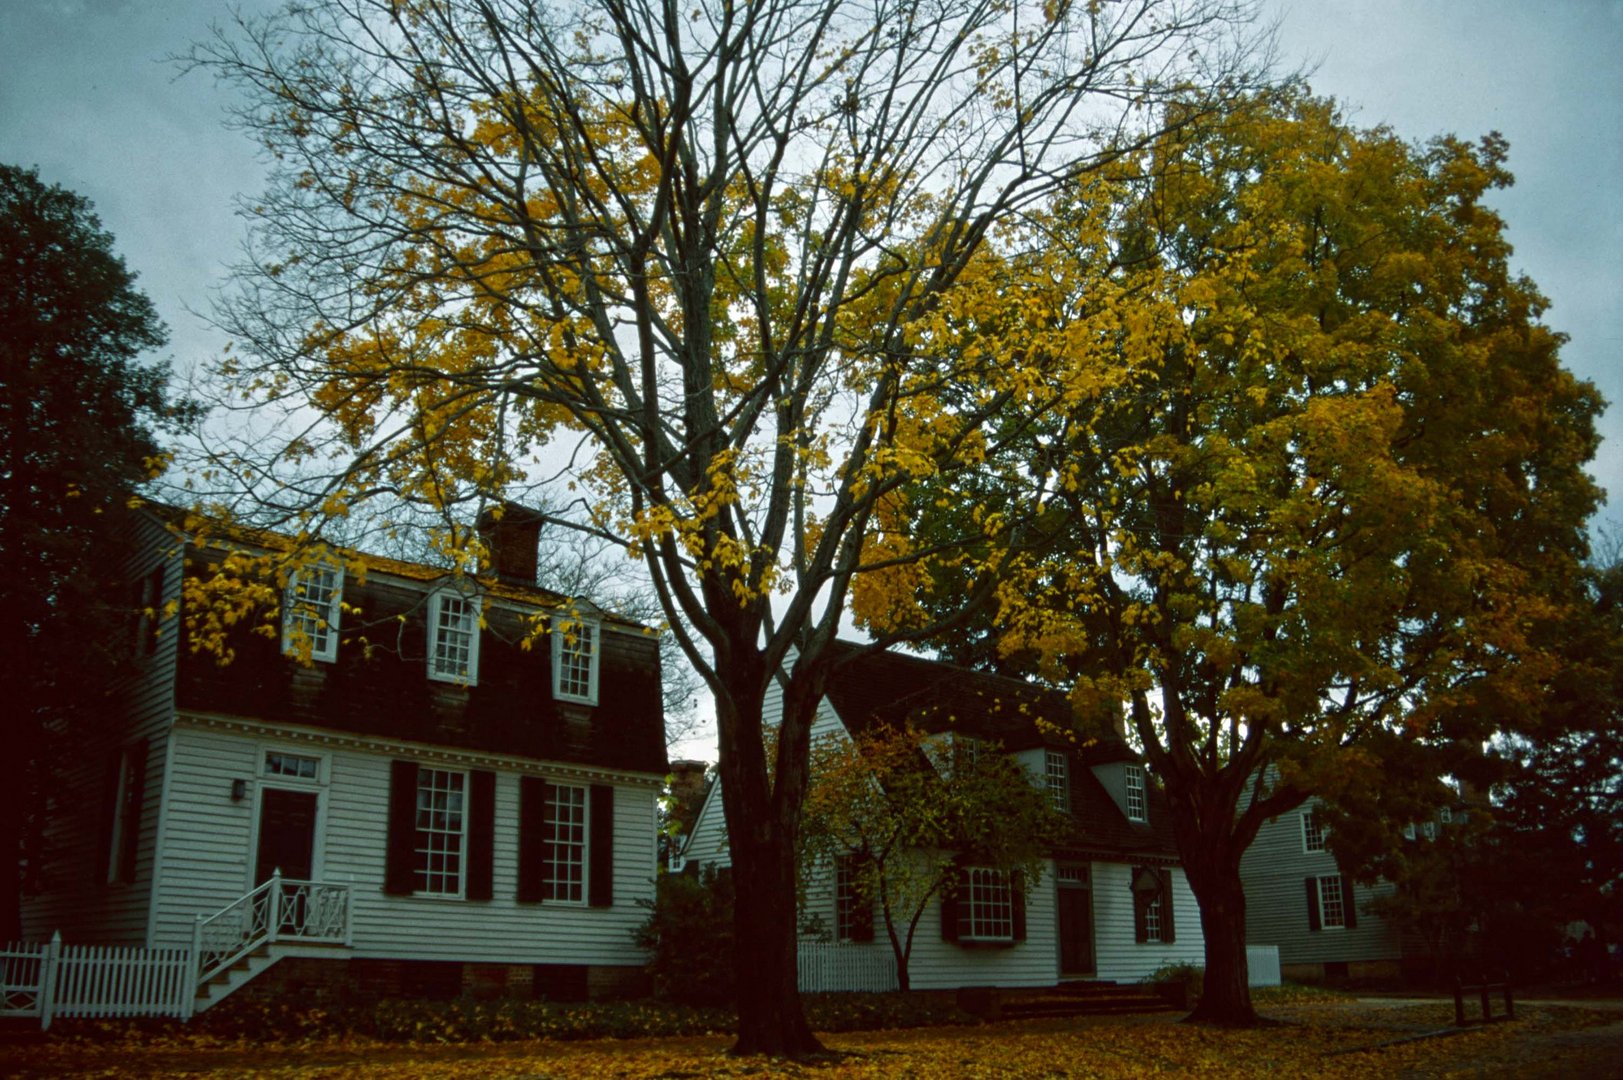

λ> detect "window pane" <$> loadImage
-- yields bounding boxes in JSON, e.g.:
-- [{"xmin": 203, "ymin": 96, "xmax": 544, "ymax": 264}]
[
  {"xmin": 545, "ymin": 784, "xmax": 587, "ymax": 902},
  {"xmin": 836, "ymin": 856, "xmax": 859, "ymax": 941},
  {"xmin": 554, "ymin": 621, "xmax": 599, "ymax": 702},
  {"xmin": 432, "ymin": 594, "xmax": 477, "ymax": 680},
  {"xmin": 286, "ymin": 566, "xmax": 340, "ymax": 660},
  {"xmin": 1319, "ymin": 876, "xmax": 1346, "ymax": 928},
  {"xmin": 1045, "ymin": 751, "xmax": 1069, "ymax": 813},
  {"xmin": 415, "ymin": 769, "xmax": 466, "ymax": 895},
  {"xmin": 1303, "ymin": 810, "xmax": 1326, "ymax": 852},
  {"xmin": 1125, "ymin": 766, "xmax": 1146, "ymax": 821},
  {"xmin": 265, "ymin": 751, "xmax": 320, "ymax": 780},
  {"xmin": 963, "ymin": 867, "xmax": 1013, "ymax": 941}
]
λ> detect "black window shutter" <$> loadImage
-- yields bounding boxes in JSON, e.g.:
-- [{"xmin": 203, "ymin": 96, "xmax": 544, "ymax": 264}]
[
  {"xmin": 98, "ymin": 752, "xmax": 121, "ymax": 885},
  {"xmin": 467, "ymin": 770, "xmax": 495, "ymax": 901},
  {"xmin": 940, "ymin": 863, "xmax": 963, "ymax": 942},
  {"xmin": 1305, "ymin": 876, "xmax": 1322, "ymax": 931},
  {"xmin": 1133, "ymin": 867, "xmax": 1149, "ymax": 943},
  {"xmin": 117, "ymin": 742, "xmax": 147, "ymax": 883},
  {"xmin": 1159, "ymin": 869, "xmax": 1176, "ymax": 943},
  {"xmin": 850, "ymin": 853, "xmax": 875, "ymax": 943},
  {"xmin": 384, "ymin": 760, "xmax": 420, "ymax": 895},
  {"xmin": 1011, "ymin": 870, "xmax": 1027, "ymax": 942},
  {"xmin": 1342, "ymin": 876, "xmax": 1358, "ymax": 929},
  {"xmin": 589, "ymin": 784, "xmax": 614, "ymax": 907},
  {"xmin": 517, "ymin": 776, "xmax": 547, "ymax": 902}
]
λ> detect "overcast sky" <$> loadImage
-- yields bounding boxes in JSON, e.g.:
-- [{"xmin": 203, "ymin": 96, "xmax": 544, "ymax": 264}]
[{"xmin": 4, "ymin": 0, "xmax": 1616, "ymax": 519}]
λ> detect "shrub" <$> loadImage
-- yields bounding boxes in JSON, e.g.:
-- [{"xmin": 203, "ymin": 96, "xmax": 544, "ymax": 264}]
[
  {"xmin": 632, "ymin": 863, "xmax": 735, "ymax": 1006},
  {"xmin": 1144, "ymin": 961, "xmax": 1204, "ymax": 1005}
]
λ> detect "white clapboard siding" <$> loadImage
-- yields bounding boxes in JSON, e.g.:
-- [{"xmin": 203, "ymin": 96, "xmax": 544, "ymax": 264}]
[
  {"xmin": 1239, "ymin": 796, "xmax": 1403, "ymax": 967},
  {"xmin": 151, "ymin": 725, "xmax": 658, "ymax": 968},
  {"xmin": 1089, "ymin": 861, "xmax": 1205, "ymax": 982}
]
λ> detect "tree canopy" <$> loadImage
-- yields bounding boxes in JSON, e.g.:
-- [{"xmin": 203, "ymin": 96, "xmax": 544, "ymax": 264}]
[
  {"xmin": 862, "ymin": 90, "xmax": 1603, "ymax": 1022},
  {"xmin": 0, "ymin": 163, "xmax": 193, "ymax": 938},
  {"xmin": 189, "ymin": 0, "xmax": 1265, "ymax": 1052}
]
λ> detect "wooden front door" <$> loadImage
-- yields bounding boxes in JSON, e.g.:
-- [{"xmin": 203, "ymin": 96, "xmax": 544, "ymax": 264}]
[
  {"xmin": 1057, "ymin": 865, "xmax": 1095, "ymax": 977},
  {"xmin": 255, "ymin": 788, "xmax": 318, "ymax": 884}
]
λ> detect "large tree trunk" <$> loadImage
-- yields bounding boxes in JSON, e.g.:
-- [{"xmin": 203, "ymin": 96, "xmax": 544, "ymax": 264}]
[
  {"xmin": 1184, "ymin": 862, "xmax": 1255, "ymax": 1024},
  {"xmin": 729, "ymin": 825, "xmax": 819, "ymax": 1055},
  {"xmin": 713, "ymin": 664, "xmax": 823, "ymax": 1057}
]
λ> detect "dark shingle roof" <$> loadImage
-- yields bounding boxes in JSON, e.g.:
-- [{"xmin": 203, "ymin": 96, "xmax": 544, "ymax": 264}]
[{"xmin": 821, "ymin": 641, "xmax": 1179, "ymax": 861}]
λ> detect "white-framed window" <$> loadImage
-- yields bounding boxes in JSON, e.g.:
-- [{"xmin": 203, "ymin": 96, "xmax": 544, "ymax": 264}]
[
  {"xmin": 282, "ymin": 564, "xmax": 342, "ymax": 663},
  {"xmin": 551, "ymin": 618, "xmax": 600, "ymax": 705},
  {"xmin": 545, "ymin": 783, "xmax": 588, "ymax": 903},
  {"xmin": 1144, "ymin": 894, "xmax": 1164, "ymax": 942},
  {"xmin": 428, "ymin": 589, "xmax": 480, "ymax": 684},
  {"xmin": 1439, "ymin": 806, "xmax": 1453, "ymax": 825},
  {"xmin": 1302, "ymin": 809, "xmax": 1327, "ymax": 852},
  {"xmin": 1045, "ymin": 750, "xmax": 1070, "ymax": 813},
  {"xmin": 414, "ymin": 767, "xmax": 467, "ymax": 896},
  {"xmin": 835, "ymin": 855, "xmax": 861, "ymax": 942},
  {"xmin": 1124, "ymin": 764, "xmax": 1146, "ymax": 822},
  {"xmin": 961, "ymin": 867, "xmax": 1015, "ymax": 942},
  {"xmin": 1402, "ymin": 823, "xmax": 1417, "ymax": 841},
  {"xmin": 1317, "ymin": 875, "xmax": 1347, "ymax": 929},
  {"xmin": 263, "ymin": 750, "xmax": 321, "ymax": 782},
  {"xmin": 1423, "ymin": 820, "xmax": 1437, "ymax": 840}
]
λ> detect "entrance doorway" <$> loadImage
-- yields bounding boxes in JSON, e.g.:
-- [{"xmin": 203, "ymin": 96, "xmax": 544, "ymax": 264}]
[
  {"xmin": 255, "ymin": 788, "xmax": 318, "ymax": 884},
  {"xmin": 1057, "ymin": 863, "xmax": 1095, "ymax": 977}
]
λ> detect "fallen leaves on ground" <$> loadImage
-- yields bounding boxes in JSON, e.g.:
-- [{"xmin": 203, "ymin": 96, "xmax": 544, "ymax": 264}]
[{"xmin": 3, "ymin": 1004, "xmax": 1618, "ymax": 1078}]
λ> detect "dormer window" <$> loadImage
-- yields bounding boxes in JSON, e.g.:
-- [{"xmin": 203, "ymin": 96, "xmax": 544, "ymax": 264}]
[
  {"xmin": 1124, "ymin": 764, "xmax": 1146, "ymax": 822},
  {"xmin": 552, "ymin": 617, "xmax": 600, "ymax": 705},
  {"xmin": 1045, "ymin": 750, "xmax": 1070, "ymax": 813},
  {"xmin": 283, "ymin": 564, "xmax": 342, "ymax": 663},
  {"xmin": 428, "ymin": 589, "xmax": 480, "ymax": 684}
]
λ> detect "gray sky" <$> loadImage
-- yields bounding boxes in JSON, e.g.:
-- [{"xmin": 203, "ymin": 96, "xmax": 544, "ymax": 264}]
[{"xmin": 3, "ymin": 0, "xmax": 1619, "ymax": 531}]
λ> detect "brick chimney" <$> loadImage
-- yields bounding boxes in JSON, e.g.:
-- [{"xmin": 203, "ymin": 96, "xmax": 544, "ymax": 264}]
[
  {"xmin": 667, "ymin": 759, "xmax": 712, "ymax": 837},
  {"xmin": 475, "ymin": 502, "xmax": 546, "ymax": 586}
]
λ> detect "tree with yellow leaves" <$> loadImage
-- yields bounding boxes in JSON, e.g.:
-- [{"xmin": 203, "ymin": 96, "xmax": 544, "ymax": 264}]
[
  {"xmin": 866, "ymin": 90, "xmax": 1603, "ymax": 1023},
  {"xmin": 188, "ymin": 0, "xmax": 1266, "ymax": 1053}
]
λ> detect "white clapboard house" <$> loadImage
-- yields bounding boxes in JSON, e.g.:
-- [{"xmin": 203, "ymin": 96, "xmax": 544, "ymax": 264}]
[
  {"xmin": 17, "ymin": 503, "xmax": 667, "ymax": 1013},
  {"xmin": 683, "ymin": 642, "xmax": 1205, "ymax": 990}
]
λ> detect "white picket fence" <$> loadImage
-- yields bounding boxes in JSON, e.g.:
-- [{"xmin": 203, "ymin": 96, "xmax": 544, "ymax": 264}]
[
  {"xmin": 1, "ymin": 933, "xmax": 194, "ymax": 1029},
  {"xmin": 2, "ymin": 874, "xmax": 352, "ymax": 1030},
  {"xmin": 797, "ymin": 940, "xmax": 898, "ymax": 993}
]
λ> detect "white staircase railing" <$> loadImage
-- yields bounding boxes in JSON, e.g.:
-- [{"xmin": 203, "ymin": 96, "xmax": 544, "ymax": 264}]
[{"xmin": 193, "ymin": 871, "xmax": 351, "ymax": 990}]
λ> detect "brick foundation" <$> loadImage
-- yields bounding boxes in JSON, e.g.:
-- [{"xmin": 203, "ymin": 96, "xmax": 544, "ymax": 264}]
[{"xmin": 220, "ymin": 956, "xmax": 647, "ymax": 1008}]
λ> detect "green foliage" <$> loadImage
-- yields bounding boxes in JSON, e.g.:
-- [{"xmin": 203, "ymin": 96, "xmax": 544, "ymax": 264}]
[
  {"xmin": 632, "ymin": 864, "xmax": 736, "ymax": 1006},
  {"xmin": 1145, "ymin": 961, "xmax": 1205, "ymax": 1001}
]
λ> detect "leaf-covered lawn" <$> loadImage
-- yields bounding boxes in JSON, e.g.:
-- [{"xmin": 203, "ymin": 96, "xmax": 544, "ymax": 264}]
[{"xmin": 4, "ymin": 1003, "xmax": 1618, "ymax": 1077}]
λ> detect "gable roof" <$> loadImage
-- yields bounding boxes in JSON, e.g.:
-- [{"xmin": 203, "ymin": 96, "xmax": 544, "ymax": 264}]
[{"xmin": 822, "ymin": 640, "xmax": 1179, "ymax": 862}]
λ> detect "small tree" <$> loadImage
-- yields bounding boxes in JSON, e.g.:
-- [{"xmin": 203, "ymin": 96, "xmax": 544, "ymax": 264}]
[
  {"xmin": 633, "ymin": 862, "xmax": 736, "ymax": 1007},
  {"xmin": 800, "ymin": 723, "xmax": 1057, "ymax": 992}
]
